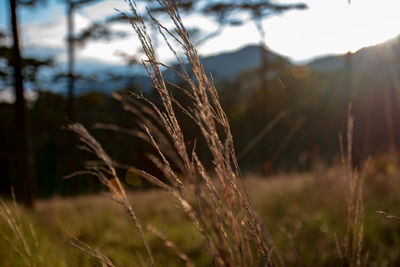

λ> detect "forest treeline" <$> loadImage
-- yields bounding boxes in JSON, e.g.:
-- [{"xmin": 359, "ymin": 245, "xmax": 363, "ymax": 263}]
[
  {"xmin": 1, "ymin": 48, "xmax": 400, "ymax": 197},
  {"xmin": 2, "ymin": 0, "xmax": 400, "ymax": 202}
]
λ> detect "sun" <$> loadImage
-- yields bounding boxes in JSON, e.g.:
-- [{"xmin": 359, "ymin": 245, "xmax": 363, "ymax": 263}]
[{"xmin": 261, "ymin": 0, "xmax": 400, "ymax": 62}]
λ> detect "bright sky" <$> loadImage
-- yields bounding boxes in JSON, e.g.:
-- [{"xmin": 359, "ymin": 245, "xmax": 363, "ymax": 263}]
[{"xmin": 1, "ymin": 0, "xmax": 400, "ymax": 69}]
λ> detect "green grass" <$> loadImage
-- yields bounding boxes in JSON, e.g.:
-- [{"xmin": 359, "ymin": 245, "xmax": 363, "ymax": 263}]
[{"xmin": 1, "ymin": 170, "xmax": 400, "ymax": 266}]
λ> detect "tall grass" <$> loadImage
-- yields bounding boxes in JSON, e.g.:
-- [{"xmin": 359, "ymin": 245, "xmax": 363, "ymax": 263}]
[
  {"xmin": 68, "ymin": 0, "xmax": 272, "ymax": 266},
  {"xmin": 1, "ymin": 1, "xmax": 384, "ymax": 266},
  {"xmin": 336, "ymin": 107, "xmax": 366, "ymax": 267},
  {"xmin": 0, "ymin": 190, "xmax": 44, "ymax": 266}
]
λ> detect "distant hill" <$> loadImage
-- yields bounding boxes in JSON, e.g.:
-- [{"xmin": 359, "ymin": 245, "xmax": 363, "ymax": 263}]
[
  {"xmin": 70, "ymin": 35, "xmax": 400, "ymax": 94},
  {"xmin": 190, "ymin": 45, "xmax": 282, "ymax": 80},
  {"xmin": 75, "ymin": 45, "xmax": 288, "ymax": 94},
  {"xmin": 308, "ymin": 35, "xmax": 400, "ymax": 73}
]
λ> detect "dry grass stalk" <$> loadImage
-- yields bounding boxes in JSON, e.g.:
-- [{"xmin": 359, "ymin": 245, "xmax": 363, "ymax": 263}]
[
  {"xmin": 147, "ymin": 224, "xmax": 195, "ymax": 267},
  {"xmin": 376, "ymin": 211, "xmax": 400, "ymax": 222},
  {"xmin": 70, "ymin": 236, "xmax": 116, "ymax": 267},
  {"xmin": 65, "ymin": 123, "xmax": 155, "ymax": 267},
  {"xmin": 69, "ymin": 0, "xmax": 272, "ymax": 266},
  {"xmin": 125, "ymin": 0, "xmax": 272, "ymax": 265},
  {"xmin": 0, "ymin": 190, "xmax": 44, "ymax": 266},
  {"xmin": 338, "ymin": 105, "xmax": 366, "ymax": 267}
]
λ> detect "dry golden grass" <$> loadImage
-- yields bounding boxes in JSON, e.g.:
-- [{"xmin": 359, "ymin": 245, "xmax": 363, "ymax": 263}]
[
  {"xmin": 2, "ymin": 1, "xmax": 400, "ymax": 267},
  {"xmin": 66, "ymin": 0, "xmax": 273, "ymax": 265},
  {"xmin": 2, "ymin": 172, "xmax": 400, "ymax": 266}
]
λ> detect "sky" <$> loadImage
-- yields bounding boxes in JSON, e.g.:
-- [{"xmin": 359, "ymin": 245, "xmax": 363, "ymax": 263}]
[{"xmin": 1, "ymin": 0, "xmax": 400, "ymax": 72}]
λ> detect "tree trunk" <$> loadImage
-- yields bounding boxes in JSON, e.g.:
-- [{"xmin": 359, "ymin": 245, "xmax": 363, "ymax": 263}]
[
  {"xmin": 383, "ymin": 82, "xmax": 397, "ymax": 163},
  {"xmin": 259, "ymin": 44, "xmax": 268, "ymax": 91},
  {"xmin": 256, "ymin": 20, "xmax": 268, "ymax": 92},
  {"xmin": 9, "ymin": 0, "xmax": 35, "ymax": 208},
  {"xmin": 67, "ymin": 1, "xmax": 75, "ymax": 120}
]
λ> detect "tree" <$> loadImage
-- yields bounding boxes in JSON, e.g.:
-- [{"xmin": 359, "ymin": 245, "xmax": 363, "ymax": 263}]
[
  {"xmin": 7, "ymin": 0, "xmax": 48, "ymax": 208},
  {"xmin": 64, "ymin": 0, "xmax": 97, "ymax": 120},
  {"xmin": 62, "ymin": 0, "xmax": 128, "ymax": 119}
]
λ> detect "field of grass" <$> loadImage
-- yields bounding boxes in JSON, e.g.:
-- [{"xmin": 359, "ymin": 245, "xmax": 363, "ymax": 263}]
[
  {"xmin": 2, "ymin": 2, "xmax": 400, "ymax": 266},
  {"xmin": 1, "ymin": 169, "xmax": 400, "ymax": 266}
]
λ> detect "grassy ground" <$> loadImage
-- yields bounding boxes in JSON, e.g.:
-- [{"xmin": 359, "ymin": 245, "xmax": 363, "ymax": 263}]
[{"xmin": 1, "ymin": 169, "xmax": 400, "ymax": 266}]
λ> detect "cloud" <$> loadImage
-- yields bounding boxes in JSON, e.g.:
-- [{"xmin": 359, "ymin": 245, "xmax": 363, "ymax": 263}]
[
  {"xmin": 0, "ymin": 88, "xmax": 39, "ymax": 104},
  {"xmin": 80, "ymin": 0, "xmax": 131, "ymax": 21},
  {"xmin": 18, "ymin": 1, "xmax": 138, "ymax": 69},
  {"xmin": 22, "ymin": 16, "xmax": 66, "ymax": 49}
]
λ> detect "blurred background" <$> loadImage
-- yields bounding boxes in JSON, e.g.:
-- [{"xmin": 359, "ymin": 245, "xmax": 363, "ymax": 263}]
[{"xmin": 2, "ymin": 0, "xmax": 400, "ymax": 204}]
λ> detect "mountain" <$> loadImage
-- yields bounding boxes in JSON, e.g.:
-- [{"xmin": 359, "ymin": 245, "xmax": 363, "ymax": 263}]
[
  {"xmin": 308, "ymin": 35, "xmax": 400, "ymax": 73},
  {"xmin": 300, "ymin": 35, "xmax": 400, "ymax": 163},
  {"xmin": 163, "ymin": 45, "xmax": 288, "ymax": 83},
  {"xmin": 65, "ymin": 35, "xmax": 400, "ymax": 95},
  {"xmin": 193, "ymin": 45, "xmax": 282, "ymax": 80},
  {"xmin": 74, "ymin": 75, "xmax": 151, "ymax": 95},
  {"xmin": 74, "ymin": 45, "xmax": 289, "ymax": 94}
]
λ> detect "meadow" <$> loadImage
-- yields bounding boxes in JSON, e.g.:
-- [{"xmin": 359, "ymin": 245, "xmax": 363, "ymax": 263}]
[
  {"xmin": 2, "ymin": 1, "xmax": 400, "ymax": 266},
  {"xmin": 1, "ymin": 168, "xmax": 400, "ymax": 266}
]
